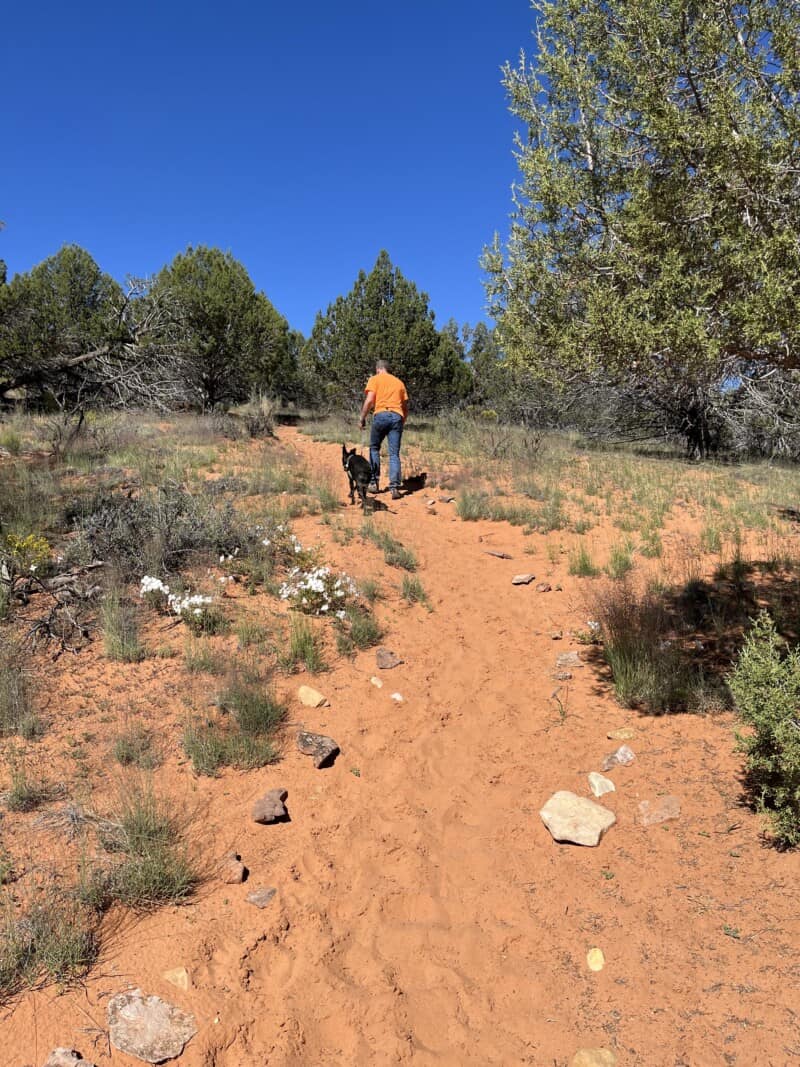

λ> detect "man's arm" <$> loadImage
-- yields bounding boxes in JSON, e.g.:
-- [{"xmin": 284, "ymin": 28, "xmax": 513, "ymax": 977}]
[{"xmin": 359, "ymin": 390, "xmax": 376, "ymax": 428}]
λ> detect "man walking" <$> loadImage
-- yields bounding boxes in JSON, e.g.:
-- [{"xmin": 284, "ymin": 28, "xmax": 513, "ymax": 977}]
[{"xmin": 359, "ymin": 360, "xmax": 409, "ymax": 501}]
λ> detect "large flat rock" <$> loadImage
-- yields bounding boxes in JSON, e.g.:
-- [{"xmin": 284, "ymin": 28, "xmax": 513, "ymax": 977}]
[
  {"xmin": 107, "ymin": 988, "xmax": 196, "ymax": 1063},
  {"xmin": 540, "ymin": 791, "xmax": 616, "ymax": 846}
]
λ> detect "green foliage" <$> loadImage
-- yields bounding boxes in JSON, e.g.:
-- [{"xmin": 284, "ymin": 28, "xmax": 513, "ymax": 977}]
[
  {"xmin": 485, "ymin": 0, "xmax": 800, "ymax": 399},
  {"xmin": 151, "ymin": 246, "xmax": 297, "ymax": 407},
  {"xmin": 728, "ymin": 612, "xmax": 800, "ymax": 846},
  {"xmin": 362, "ymin": 522, "xmax": 418, "ymax": 571},
  {"xmin": 569, "ymin": 544, "xmax": 601, "ymax": 578},
  {"xmin": 301, "ymin": 250, "xmax": 471, "ymax": 411},
  {"xmin": 0, "ymin": 895, "xmax": 98, "ymax": 997},
  {"xmin": 101, "ymin": 588, "xmax": 145, "ymax": 663},
  {"xmin": 277, "ymin": 615, "xmax": 326, "ymax": 673},
  {"xmin": 112, "ymin": 727, "xmax": 159, "ymax": 769},
  {"xmin": 401, "ymin": 575, "xmax": 431, "ymax": 608},
  {"xmin": 0, "ymin": 655, "xmax": 42, "ymax": 740},
  {"xmin": 335, "ymin": 604, "xmax": 383, "ymax": 655}
]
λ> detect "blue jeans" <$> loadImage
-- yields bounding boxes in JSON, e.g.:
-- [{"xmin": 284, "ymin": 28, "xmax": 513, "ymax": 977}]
[{"xmin": 370, "ymin": 411, "xmax": 404, "ymax": 489}]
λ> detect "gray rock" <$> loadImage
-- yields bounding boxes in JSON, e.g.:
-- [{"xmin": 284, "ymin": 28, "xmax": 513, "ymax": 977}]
[
  {"xmin": 601, "ymin": 744, "xmax": 636, "ymax": 771},
  {"xmin": 219, "ymin": 853, "xmax": 246, "ymax": 884},
  {"xmin": 588, "ymin": 772, "xmax": 616, "ymax": 798},
  {"xmin": 107, "ymin": 989, "xmax": 197, "ymax": 1064},
  {"xmin": 556, "ymin": 651, "xmax": 583, "ymax": 668},
  {"xmin": 376, "ymin": 647, "xmax": 403, "ymax": 669},
  {"xmin": 539, "ymin": 791, "xmax": 616, "ymax": 846},
  {"xmin": 637, "ymin": 796, "xmax": 681, "ymax": 826},
  {"xmin": 553, "ymin": 670, "xmax": 573, "ymax": 681},
  {"xmin": 246, "ymin": 886, "xmax": 277, "ymax": 908},
  {"xmin": 438, "ymin": 495, "xmax": 455, "ymax": 503},
  {"xmin": 42, "ymin": 1052, "xmax": 97, "ymax": 1067},
  {"xmin": 251, "ymin": 788, "xmax": 288, "ymax": 824},
  {"xmin": 511, "ymin": 573, "xmax": 535, "ymax": 585},
  {"xmin": 485, "ymin": 550, "xmax": 512, "ymax": 559},
  {"xmin": 536, "ymin": 582, "xmax": 552, "ymax": 592},
  {"xmin": 551, "ymin": 630, "xmax": 563, "ymax": 640},
  {"xmin": 297, "ymin": 730, "xmax": 340, "ymax": 768}
]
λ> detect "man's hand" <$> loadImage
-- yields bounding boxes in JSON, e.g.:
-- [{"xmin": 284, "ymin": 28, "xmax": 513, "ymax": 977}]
[{"xmin": 359, "ymin": 418, "xmax": 366, "ymax": 430}]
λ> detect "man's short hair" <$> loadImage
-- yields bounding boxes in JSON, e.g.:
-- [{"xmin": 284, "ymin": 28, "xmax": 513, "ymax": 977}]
[{"xmin": 375, "ymin": 359, "xmax": 389, "ymax": 372}]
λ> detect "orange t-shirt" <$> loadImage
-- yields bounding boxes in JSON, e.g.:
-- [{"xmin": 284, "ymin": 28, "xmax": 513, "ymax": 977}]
[{"xmin": 365, "ymin": 373, "xmax": 408, "ymax": 418}]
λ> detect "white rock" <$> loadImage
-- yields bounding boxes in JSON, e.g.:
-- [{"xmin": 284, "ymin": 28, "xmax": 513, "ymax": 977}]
[
  {"xmin": 588, "ymin": 772, "xmax": 616, "ymax": 798},
  {"xmin": 297, "ymin": 685, "xmax": 327, "ymax": 708},
  {"xmin": 390, "ymin": 692, "xmax": 404, "ymax": 703},
  {"xmin": 107, "ymin": 989, "xmax": 197, "ymax": 1063},
  {"xmin": 539, "ymin": 791, "xmax": 616, "ymax": 846},
  {"xmin": 370, "ymin": 676, "xmax": 383, "ymax": 689}
]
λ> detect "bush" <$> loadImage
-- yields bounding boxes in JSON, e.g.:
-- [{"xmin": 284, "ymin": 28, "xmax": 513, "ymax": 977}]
[
  {"xmin": 335, "ymin": 605, "xmax": 383, "ymax": 655},
  {"xmin": 401, "ymin": 575, "xmax": 431, "ymax": 608},
  {"xmin": 0, "ymin": 895, "xmax": 98, "ymax": 998},
  {"xmin": 277, "ymin": 615, "xmax": 326, "ymax": 673},
  {"xmin": 569, "ymin": 544, "xmax": 601, "ymax": 578},
  {"xmin": 728, "ymin": 612, "xmax": 800, "ymax": 847},
  {"xmin": 112, "ymin": 726, "xmax": 159, "ymax": 769},
  {"xmin": 101, "ymin": 587, "xmax": 145, "ymax": 663},
  {"xmin": 362, "ymin": 524, "xmax": 418, "ymax": 571},
  {"xmin": 0, "ymin": 654, "xmax": 43, "ymax": 740},
  {"xmin": 4, "ymin": 758, "xmax": 50, "ymax": 812}
]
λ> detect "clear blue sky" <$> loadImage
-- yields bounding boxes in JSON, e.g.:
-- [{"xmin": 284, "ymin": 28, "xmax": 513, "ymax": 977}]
[{"xmin": 3, "ymin": 1, "xmax": 535, "ymax": 337}]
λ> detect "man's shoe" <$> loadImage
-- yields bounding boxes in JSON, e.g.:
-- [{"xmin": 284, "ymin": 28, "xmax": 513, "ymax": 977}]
[{"xmin": 391, "ymin": 487, "xmax": 401, "ymax": 500}]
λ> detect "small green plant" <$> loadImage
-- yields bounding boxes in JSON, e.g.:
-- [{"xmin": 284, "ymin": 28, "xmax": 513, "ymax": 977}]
[
  {"xmin": 4, "ymin": 756, "xmax": 51, "ymax": 812},
  {"xmin": 728, "ymin": 611, "xmax": 800, "ymax": 847},
  {"xmin": 568, "ymin": 544, "xmax": 600, "ymax": 578},
  {"xmin": 235, "ymin": 618, "xmax": 269, "ymax": 649},
  {"xmin": 0, "ymin": 654, "xmax": 42, "ymax": 740},
  {"xmin": 401, "ymin": 575, "xmax": 431, "ymax": 609},
  {"xmin": 112, "ymin": 726, "xmax": 159, "ymax": 769},
  {"xmin": 277, "ymin": 615, "xmax": 326, "ymax": 673},
  {"xmin": 335, "ymin": 605, "xmax": 383, "ymax": 655},
  {"xmin": 605, "ymin": 541, "xmax": 634, "ymax": 580},
  {"xmin": 456, "ymin": 490, "xmax": 492, "ymax": 521},
  {"xmin": 362, "ymin": 523, "xmax": 417, "ymax": 571},
  {"xmin": 0, "ymin": 894, "xmax": 98, "ymax": 997},
  {"xmin": 101, "ymin": 587, "xmax": 145, "ymax": 663},
  {"xmin": 184, "ymin": 639, "xmax": 227, "ymax": 674},
  {"xmin": 359, "ymin": 578, "xmax": 381, "ymax": 604}
]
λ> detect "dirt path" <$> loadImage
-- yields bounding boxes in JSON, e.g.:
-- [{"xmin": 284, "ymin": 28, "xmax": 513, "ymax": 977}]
[{"xmin": 5, "ymin": 429, "xmax": 800, "ymax": 1066}]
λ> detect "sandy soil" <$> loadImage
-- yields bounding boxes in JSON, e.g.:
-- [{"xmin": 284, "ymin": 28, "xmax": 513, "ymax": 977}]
[{"xmin": 3, "ymin": 428, "xmax": 800, "ymax": 1067}]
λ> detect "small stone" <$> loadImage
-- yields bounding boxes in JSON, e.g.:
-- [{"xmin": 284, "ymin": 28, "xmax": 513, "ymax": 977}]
[
  {"xmin": 426, "ymin": 498, "xmax": 436, "ymax": 506},
  {"xmin": 297, "ymin": 730, "xmax": 340, "ymax": 768},
  {"xmin": 607, "ymin": 727, "xmax": 635, "ymax": 741},
  {"xmin": 390, "ymin": 692, "xmax": 404, "ymax": 703},
  {"xmin": 42, "ymin": 1052, "xmax": 97, "ymax": 1067},
  {"xmin": 570, "ymin": 1050, "xmax": 617, "ymax": 1067},
  {"xmin": 246, "ymin": 886, "xmax": 277, "ymax": 908},
  {"xmin": 536, "ymin": 582, "xmax": 552, "ymax": 593},
  {"xmin": 637, "ymin": 796, "xmax": 681, "ymax": 826},
  {"xmin": 588, "ymin": 772, "xmax": 616, "ymax": 798},
  {"xmin": 557, "ymin": 651, "xmax": 583, "ymax": 669},
  {"xmin": 297, "ymin": 685, "xmax": 327, "ymax": 708},
  {"xmin": 553, "ymin": 670, "xmax": 573, "ymax": 681},
  {"xmin": 219, "ymin": 852, "xmax": 246, "ymax": 884},
  {"xmin": 539, "ymin": 791, "xmax": 616, "ymax": 847},
  {"xmin": 601, "ymin": 744, "xmax": 635, "ymax": 771},
  {"xmin": 376, "ymin": 647, "xmax": 403, "ymax": 669},
  {"xmin": 251, "ymin": 788, "xmax": 288, "ymax": 824},
  {"xmin": 551, "ymin": 630, "xmax": 563, "ymax": 640},
  {"xmin": 512, "ymin": 573, "xmax": 535, "ymax": 585},
  {"xmin": 438, "ymin": 495, "xmax": 455, "ymax": 503},
  {"xmin": 370, "ymin": 676, "xmax": 383, "ymax": 689},
  {"xmin": 107, "ymin": 989, "xmax": 197, "ymax": 1064},
  {"xmin": 162, "ymin": 967, "xmax": 191, "ymax": 991},
  {"xmin": 485, "ymin": 550, "xmax": 512, "ymax": 559},
  {"xmin": 586, "ymin": 947, "xmax": 605, "ymax": 972}
]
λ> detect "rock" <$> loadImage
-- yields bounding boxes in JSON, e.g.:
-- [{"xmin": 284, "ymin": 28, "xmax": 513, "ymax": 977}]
[
  {"xmin": 107, "ymin": 988, "xmax": 197, "ymax": 1064},
  {"xmin": 426, "ymin": 498, "xmax": 437, "ymax": 506},
  {"xmin": 251, "ymin": 788, "xmax": 288, "ymax": 824},
  {"xmin": 511, "ymin": 573, "xmax": 535, "ymax": 585},
  {"xmin": 539, "ymin": 791, "xmax": 616, "ymax": 847},
  {"xmin": 586, "ymin": 947, "xmax": 605, "ymax": 972},
  {"xmin": 637, "ymin": 796, "xmax": 681, "ymax": 826},
  {"xmin": 587, "ymin": 772, "xmax": 616, "ymax": 798},
  {"xmin": 601, "ymin": 744, "xmax": 635, "ymax": 771},
  {"xmin": 297, "ymin": 730, "xmax": 340, "ymax": 768},
  {"xmin": 438, "ymin": 495, "xmax": 455, "ymax": 503},
  {"xmin": 536, "ymin": 582, "xmax": 552, "ymax": 592},
  {"xmin": 42, "ymin": 1052, "xmax": 96, "ymax": 1067},
  {"xmin": 219, "ymin": 853, "xmax": 246, "ymax": 884},
  {"xmin": 570, "ymin": 1050, "xmax": 617, "ymax": 1067},
  {"xmin": 376, "ymin": 647, "xmax": 403, "ymax": 669},
  {"xmin": 246, "ymin": 886, "xmax": 277, "ymax": 908},
  {"xmin": 556, "ymin": 651, "xmax": 583, "ymax": 668},
  {"xmin": 607, "ymin": 727, "xmax": 635, "ymax": 741},
  {"xmin": 370, "ymin": 675, "xmax": 383, "ymax": 689},
  {"xmin": 162, "ymin": 967, "xmax": 191, "ymax": 991},
  {"xmin": 485, "ymin": 550, "xmax": 512, "ymax": 559},
  {"xmin": 551, "ymin": 630, "xmax": 563, "ymax": 640},
  {"xmin": 297, "ymin": 685, "xmax": 328, "ymax": 708},
  {"xmin": 553, "ymin": 670, "xmax": 573, "ymax": 681},
  {"xmin": 390, "ymin": 692, "xmax": 404, "ymax": 703}
]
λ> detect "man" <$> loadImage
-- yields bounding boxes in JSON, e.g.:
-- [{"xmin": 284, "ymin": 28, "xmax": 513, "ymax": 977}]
[{"xmin": 359, "ymin": 360, "xmax": 409, "ymax": 501}]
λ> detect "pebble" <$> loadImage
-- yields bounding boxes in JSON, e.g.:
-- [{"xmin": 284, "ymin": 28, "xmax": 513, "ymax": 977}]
[
  {"xmin": 42, "ymin": 1053, "xmax": 96, "ymax": 1067},
  {"xmin": 162, "ymin": 967, "xmax": 191, "ymax": 991},
  {"xmin": 539, "ymin": 791, "xmax": 616, "ymax": 847},
  {"xmin": 512, "ymin": 573, "xmax": 535, "ymax": 585},
  {"xmin": 601, "ymin": 744, "xmax": 635, "ymax": 771},
  {"xmin": 536, "ymin": 582, "xmax": 552, "ymax": 592},
  {"xmin": 219, "ymin": 853, "xmax": 246, "ymax": 884},
  {"xmin": 107, "ymin": 989, "xmax": 197, "ymax": 1064},
  {"xmin": 390, "ymin": 692, "xmax": 404, "ymax": 703},
  {"xmin": 297, "ymin": 730, "xmax": 340, "ymax": 768},
  {"xmin": 438, "ymin": 495, "xmax": 455, "ymax": 503},
  {"xmin": 587, "ymin": 772, "xmax": 615, "ymax": 798},
  {"xmin": 570, "ymin": 1051, "xmax": 617, "ymax": 1067},
  {"xmin": 586, "ymin": 947, "xmax": 605, "ymax": 972},
  {"xmin": 376, "ymin": 647, "xmax": 403, "ymax": 669},
  {"xmin": 607, "ymin": 727, "xmax": 635, "ymax": 741},
  {"xmin": 251, "ymin": 788, "xmax": 288, "ymax": 824},
  {"xmin": 556, "ymin": 651, "xmax": 583, "ymax": 668},
  {"xmin": 370, "ymin": 676, "xmax": 383, "ymax": 689},
  {"xmin": 551, "ymin": 631, "xmax": 563, "ymax": 640},
  {"xmin": 246, "ymin": 887, "xmax": 277, "ymax": 909},
  {"xmin": 485, "ymin": 550, "xmax": 512, "ymax": 559},
  {"xmin": 553, "ymin": 670, "xmax": 573, "ymax": 681},
  {"xmin": 637, "ymin": 796, "xmax": 681, "ymax": 826},
  {"xmin": 297, "ymin": 685, "xmax": 328, "ymax": 708}
]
